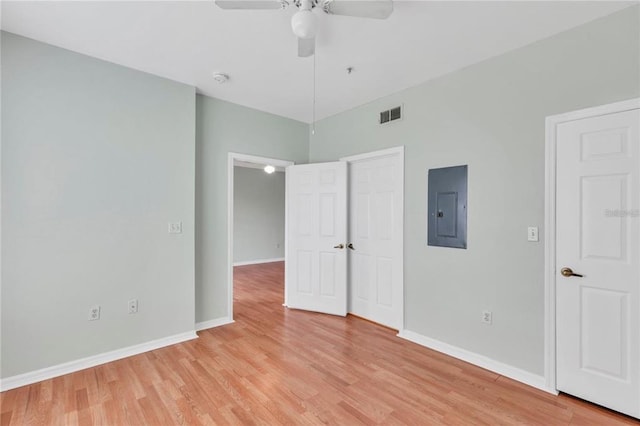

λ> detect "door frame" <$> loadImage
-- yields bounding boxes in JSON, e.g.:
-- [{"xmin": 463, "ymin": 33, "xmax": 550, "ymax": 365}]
[
  {"xmin": 544, "ymin": 98, "xmax": 640, "ymax": 393},
  {"xmin": 227, "ymin": 152, "xmax": 295, "ymax": 321},
  {"xmin": 340, "ymin": 146, "xmax": 405, "ymax": 331}
]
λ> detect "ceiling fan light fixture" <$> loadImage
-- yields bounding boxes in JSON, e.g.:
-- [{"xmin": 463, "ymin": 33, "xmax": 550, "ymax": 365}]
[{"xmin": 291, "ymin": 9, "xmax": 317, "ymax": 39}]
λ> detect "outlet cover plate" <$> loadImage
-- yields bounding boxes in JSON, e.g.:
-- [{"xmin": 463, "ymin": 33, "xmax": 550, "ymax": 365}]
[{"xmin": 89, "ymin": 305, "xmax": 101, "ymax": 321}]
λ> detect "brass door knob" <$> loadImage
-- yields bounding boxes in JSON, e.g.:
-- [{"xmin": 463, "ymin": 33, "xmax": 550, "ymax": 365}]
[
  {"xmin": 561, "ymin": 267, "xmax": 583, "ymax": 278},
  {"xmin": 333, "ymin": 244, "xmax": 345, "ymax": 249}
]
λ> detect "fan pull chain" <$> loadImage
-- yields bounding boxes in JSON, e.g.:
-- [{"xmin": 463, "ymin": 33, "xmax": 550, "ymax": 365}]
[{"xmin": 312, "ymin": 50, "xmax": 316, "ymax": 135}]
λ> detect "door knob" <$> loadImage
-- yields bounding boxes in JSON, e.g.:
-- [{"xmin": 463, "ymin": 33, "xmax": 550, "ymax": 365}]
[
  {"xmin": 347, "ymin": 243, "xmax": 355, "ymax": 250},
  {"xmin": 334, "ymin": 244, "xmax": 345, "ymax": 249},
  {"xmin": 560, "ymin": 267, "xmax": 583, "ymax": 278}
]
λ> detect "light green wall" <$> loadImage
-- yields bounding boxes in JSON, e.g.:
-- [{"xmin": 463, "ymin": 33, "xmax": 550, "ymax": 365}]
[
  {"xmin": 309, "ymin": 6, "xmax": 640, "ymax": 375},
  {"xmin": 2, "ymin": 5, "xmax": 638, "ymax": 381},
  {"xmin": 196, "ymin": 95, "xmax": 308, "ymax": 323},
  {"xmin": 233, "ymin": 168, "xmax": 285, "ymax": 263},
  {"xmin": 1, "ymin": 32, "xmax": 196, "ymax": 377}
]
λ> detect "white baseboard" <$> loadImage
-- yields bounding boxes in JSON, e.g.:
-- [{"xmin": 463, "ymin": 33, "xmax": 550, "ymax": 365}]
[
  {"xmin": 195, "ymin": 317, "xmax": 234, "ymax": 331},
  {"xmin": 0, "ymin": 331, "xmax": 198, "ymax": 392},
  {"xmin": 397, "ymin": 329, "xmax": 556, "ymax": 395},
  {"xmin": 233, "ymin": 257, "xmax": 284, "ymax": 266}
]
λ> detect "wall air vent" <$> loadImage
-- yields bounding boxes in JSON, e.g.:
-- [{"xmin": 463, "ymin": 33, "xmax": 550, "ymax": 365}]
[{"xmin": 379, "ymin": 105, "xmax": 402, "ymax": 124}]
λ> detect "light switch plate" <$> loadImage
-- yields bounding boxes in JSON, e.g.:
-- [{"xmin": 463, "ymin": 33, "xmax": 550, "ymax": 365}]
[
  {"xmin": 528, "ymin": 226, "xmax": 539, "ymax": 242},
  {"xmin": 168, "ymin": 221, "xmax": 182, "ymax": 234}
]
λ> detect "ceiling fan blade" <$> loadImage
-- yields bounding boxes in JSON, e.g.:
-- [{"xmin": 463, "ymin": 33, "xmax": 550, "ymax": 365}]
[
  {"xmin": 215, "ymin": 0, "xmax": 283, "ymax": 10},
  {"xmin": 323, "ymin": 0, "xmax": 393, "ymax": 19},
  {"xmin": 298, "ymin": 37, "xmax": 315, "ymax": 57}
]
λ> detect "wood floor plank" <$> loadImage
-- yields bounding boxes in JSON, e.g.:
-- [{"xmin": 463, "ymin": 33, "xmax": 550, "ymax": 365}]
[
  {"xmin": 0, "ymin": 411, "xmax": 12, "ymax": 426},
  {"xmin": 2, "ymin": 261, "xmax": 638, "ymax": 425}
]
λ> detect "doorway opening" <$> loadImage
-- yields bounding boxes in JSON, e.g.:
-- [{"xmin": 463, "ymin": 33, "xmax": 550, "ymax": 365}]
[{"xmin": 227, "ymin": 153, "xmax": 294, "ymax": 321}]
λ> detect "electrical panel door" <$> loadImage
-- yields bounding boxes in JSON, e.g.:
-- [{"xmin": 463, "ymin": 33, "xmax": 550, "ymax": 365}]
[{"xmin": 427, "ymin": 165, "xmax": 467, "ymax": 249}]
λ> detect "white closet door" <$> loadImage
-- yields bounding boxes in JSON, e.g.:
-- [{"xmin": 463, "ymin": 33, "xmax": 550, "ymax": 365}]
[
  {"xmin": 556, "ymin": 108, "xmax": 640, "ymax": 418},
  {"xmin": 347, "ymin": 150, "xmax": 403, "ymax": 330},
  {"xmin": 286, "ymin": 162, "xmax": 348, "ymax": 316}
]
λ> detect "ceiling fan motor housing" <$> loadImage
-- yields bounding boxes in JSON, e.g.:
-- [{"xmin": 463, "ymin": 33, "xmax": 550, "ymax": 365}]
[{"xmin": 291, "ymin": 0, "xmax": 317, "ymax": 39}]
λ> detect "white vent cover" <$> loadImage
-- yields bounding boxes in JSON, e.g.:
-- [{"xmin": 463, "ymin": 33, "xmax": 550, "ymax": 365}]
[{"xmin": 379, "ymin": 105, "xmax": 402, "ymax": 124}]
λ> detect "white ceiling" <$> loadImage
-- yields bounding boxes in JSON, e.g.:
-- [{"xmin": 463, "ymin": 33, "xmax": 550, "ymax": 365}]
[{"xmin": 1, "ymin": 1, "xmax": 634, "ymax": 123}]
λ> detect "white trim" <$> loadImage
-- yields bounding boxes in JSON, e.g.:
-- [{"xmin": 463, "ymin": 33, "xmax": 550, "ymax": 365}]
[
  {"xmin": 340, "ymin": 146, "xmax": 405, "ymax": 164},
  {"xmin": 0, "ymin": 331, "xmax": 198, "ymax": 392},
  {"xmin": 228, "ymin": 153, "xmax": 234, "ymax": 321},
  {"xmin": 231, "ymin": 153, "xmax": 294, "ymax": 169},
  {"xmin": 544, "ymin": 98, "xmax": 640, "ymax": 394},
  {"xmin": 233, "ymin": 257, "xmax": 285, "ymax": 267},
  {"xmin": 340, "ymin": 146, "xmax": 405, "ymax": 331},
  {"xmin": 234, "ymin": 160, "xmax": 285, "ymax": 173},
  {"xmin": 228, "ymin": 152, "xmax": 294, "ymax": 322},
  {"xmin": 544, "ymin": 111, "xmax": 558, "ymax": 394},
  {"xmin": 284, "ymin": 166, "xmax": 290, "ymax": 308},
  {"xmin": 398, "ymin": 329, "xmax": 554, "ymax": 394},
  {"xmin": 545, "ymin": 98, "xmax": 640, "ymax": 125},
  {"xmin": 195, "ymin": 317, "xmax": 234, "ymax": 331}
]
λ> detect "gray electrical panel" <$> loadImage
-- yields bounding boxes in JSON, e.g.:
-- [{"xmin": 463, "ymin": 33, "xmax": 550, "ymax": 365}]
[{"xmin": 428, "ymin": 165, "xmax": 467, "ymax": 249}]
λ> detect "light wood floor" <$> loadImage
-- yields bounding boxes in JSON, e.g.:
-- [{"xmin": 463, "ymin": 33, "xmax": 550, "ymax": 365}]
[{"xmin": 2, "ymin": 261, "xmax": 638, "ymax": 425}]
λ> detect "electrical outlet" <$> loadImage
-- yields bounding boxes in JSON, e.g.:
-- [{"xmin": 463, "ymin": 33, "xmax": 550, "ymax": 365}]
[
  {"xmin": 128, "ymin": 299, "xmax": 138, "ymax": 314},
  {"xmin": 89, "ymin": 305, "xmax": 101, "ymax": 321},
  {"xmin": 168, "ymin": 221, "xmax": 182, "ymax": 234},
  {"xmin": 482, "ymin": 310, "xmax": 492, "ymax": 325}
]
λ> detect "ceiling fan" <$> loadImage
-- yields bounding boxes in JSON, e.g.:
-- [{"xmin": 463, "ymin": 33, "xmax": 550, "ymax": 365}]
[{"xmin": 214, "ymin": 0, "xmax": 394, "ymax": 57}]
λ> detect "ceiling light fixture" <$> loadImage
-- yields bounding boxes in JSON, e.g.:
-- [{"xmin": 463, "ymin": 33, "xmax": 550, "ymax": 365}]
[
  {"xmin": 264, "ymin": 165, "xmax": 276, "ymax": 174},
  {"xmin": 291, "ymin": 0, "xmax": 317, "ymax": 39}
]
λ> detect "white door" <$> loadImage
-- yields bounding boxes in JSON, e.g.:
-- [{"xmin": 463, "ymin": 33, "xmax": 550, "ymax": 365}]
[
  {"xmin": 285, "ymin": 162, "xmax": 348, "ymax": 316},
  {"xmin": 556, "ymin": 107, "xmax": 640, "ymax": 418},
  {"xmin": 346, "ymin": 150, "xmax": 403, "ymax": 330}
]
